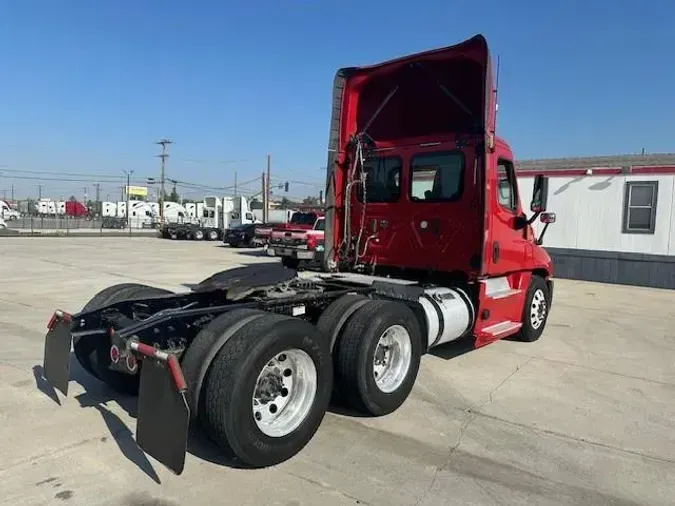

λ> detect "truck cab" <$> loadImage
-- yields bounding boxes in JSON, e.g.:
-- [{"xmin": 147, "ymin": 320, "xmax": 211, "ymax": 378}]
[
  {"xmin": 322, "ymin": 34, "xmax": 556, "ymax": 345},
  {"xmin": 0, "ymin": 200, "xmax": 20, "ymax": 221}
]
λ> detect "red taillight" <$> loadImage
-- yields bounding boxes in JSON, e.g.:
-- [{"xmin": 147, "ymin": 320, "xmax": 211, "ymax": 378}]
[
  {"xmin": 126, "ymin": 354, "xmax": 138, "ymax": 373},
  {"xmin": 47, "ymin": 310, "xmax": 71, "ymax": 330},
  {"xmin": 110, "ymin": 345, "xmax": 120, "ymax": 363},
  {"xmin": 306, "ymin": 235, "xmax": 317, "ymax": 250}
]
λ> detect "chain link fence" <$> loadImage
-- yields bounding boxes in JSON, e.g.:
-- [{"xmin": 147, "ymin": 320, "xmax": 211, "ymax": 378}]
[{"xmin": 1, "ymin": 215, "xmax": 160, "ymax": 236}]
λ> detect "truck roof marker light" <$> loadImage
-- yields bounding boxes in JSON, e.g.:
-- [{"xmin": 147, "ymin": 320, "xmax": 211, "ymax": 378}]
[{"xmin": 487, "ymin": 133, "xmax": 495, "ymax": 151}]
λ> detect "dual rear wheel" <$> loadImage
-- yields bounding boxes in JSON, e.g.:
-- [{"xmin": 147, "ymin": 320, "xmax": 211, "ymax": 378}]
[
  {"xmin": 74, "ymin": 285, "xmax": 422, "ymax": 468},
  {"xmin": 183, "ymin": 296, "xmax": 423, "ymax": 467}
]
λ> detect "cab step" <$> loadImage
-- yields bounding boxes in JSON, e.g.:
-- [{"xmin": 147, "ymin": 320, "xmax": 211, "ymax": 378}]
[{"xmin": 481, "ymin": 320, "xmax": 522, "ymax": 338}]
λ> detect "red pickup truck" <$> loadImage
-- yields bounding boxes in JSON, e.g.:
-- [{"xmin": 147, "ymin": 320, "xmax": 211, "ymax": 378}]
[
  {"xmin": 267, "ymin": 217, "xmax": 325, "ymax": 269},
  {"xmin": 255, "ymin": 210, "xmax": 322, "ymax": 246}
]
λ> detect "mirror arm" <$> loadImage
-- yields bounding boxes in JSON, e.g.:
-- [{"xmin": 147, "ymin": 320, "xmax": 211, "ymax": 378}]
[
  {"xmin": 527, "ymin": 210, "xmax": 541, "ymax": 226},
  {"xmin": 535, "ymin": 222, "xmax": 550, "ymax": 245}
]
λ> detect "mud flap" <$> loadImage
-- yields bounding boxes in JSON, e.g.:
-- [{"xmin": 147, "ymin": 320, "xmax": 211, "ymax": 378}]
[
  {"xmin": 136, "ymin": 358, "xmax": 190, "ymax": 475},
  {"xmin": 43, "ymin": 320, "xmax": 73, "ymax": 396}
]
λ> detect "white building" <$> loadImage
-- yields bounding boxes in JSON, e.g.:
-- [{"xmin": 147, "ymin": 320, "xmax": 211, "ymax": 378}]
[{"xmin": 516, "ymin": 153, "xmax": 675, "ymax": 290}]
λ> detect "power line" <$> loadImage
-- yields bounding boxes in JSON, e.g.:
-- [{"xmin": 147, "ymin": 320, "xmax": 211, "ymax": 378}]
[{"xmin": 0, "ymin": 167, "xmax": 153, "ymax": 181}]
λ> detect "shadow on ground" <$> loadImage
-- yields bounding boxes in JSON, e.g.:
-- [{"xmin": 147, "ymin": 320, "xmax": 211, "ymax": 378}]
[
  {"xmin": 427, "ymin": 337, "xmax": 476, "ymax": 361},
  {"xmin": 31, "ymin": 354, "xmax": 277, "ymax": 475},
  {"xmin": 31, "ymin": 337, "xmax": 479, "ymax": 480},
  {"xmin": 33, "ymin": 356, "xmax": 161, "ymax": 482}
]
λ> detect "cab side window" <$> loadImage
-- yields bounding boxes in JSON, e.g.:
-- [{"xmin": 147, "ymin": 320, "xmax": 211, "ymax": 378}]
[{"xmin": 497, "ymin": 159, "xmax": 518, "ymax": 212}]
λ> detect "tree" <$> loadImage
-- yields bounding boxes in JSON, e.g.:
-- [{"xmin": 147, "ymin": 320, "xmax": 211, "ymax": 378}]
[
  {"xmin": 302, "ymin": 196, "xmax": 320, "ymax": 206},
  {"xmin": 162, "ymin": 188, "xmax": 181, "ymax": 203}
]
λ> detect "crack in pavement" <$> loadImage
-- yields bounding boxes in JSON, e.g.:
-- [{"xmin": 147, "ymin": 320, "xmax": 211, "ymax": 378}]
[
  {"xmin": 488, "ymin": 357, "xmax": 534, "ymax": 404},
  {"xmin": 281, "ymin": 469, "xmax": 372, "ymax": 505},
  {"xmin": 414, "ymin": 360, "xmax": 533, "ymax": 505}
]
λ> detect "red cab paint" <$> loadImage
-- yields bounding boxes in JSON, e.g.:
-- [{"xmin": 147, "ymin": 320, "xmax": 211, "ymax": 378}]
[{"xmin": 323, "ymin": 34, "xmax": 555, "ymax": 345}]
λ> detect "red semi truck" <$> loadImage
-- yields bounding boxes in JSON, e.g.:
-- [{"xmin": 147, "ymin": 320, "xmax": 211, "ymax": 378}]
[{"xmin": 41, "ymin": 34, "xmax": 556, "ymax": 475}]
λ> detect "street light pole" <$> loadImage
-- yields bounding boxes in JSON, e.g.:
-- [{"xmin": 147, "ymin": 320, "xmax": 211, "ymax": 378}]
[{"xmin": 123, "ymin": 169, "xmax": 134, "ymax": 229}]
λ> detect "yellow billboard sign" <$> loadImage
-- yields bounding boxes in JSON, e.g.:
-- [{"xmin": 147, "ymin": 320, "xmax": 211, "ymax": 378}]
[{"xmin": 126, "ymin": 186, "xmax": 148, "ymax": 197}]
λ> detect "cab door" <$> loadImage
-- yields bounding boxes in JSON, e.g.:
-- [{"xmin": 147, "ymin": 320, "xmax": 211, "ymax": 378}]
[{"xmin": 484, "ymin": 145, "xmax": 529, "ymax": 275}]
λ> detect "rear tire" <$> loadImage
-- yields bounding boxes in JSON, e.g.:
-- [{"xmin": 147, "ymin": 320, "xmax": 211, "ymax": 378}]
[
  {"xmin": 334, "ymin": 299, "xmax": 423, "ymax": 416},
  {"xmin": 75, "ymin": 283, "xmax": 151, "ymax": 378},
  {"xmin": 181, "ymin": 308, "xmax": 268, "ymax": 426},
  {"xmin": 74, "ymin": 283, "xmax": 173, "ymax": 395},
  {"xmin": 202, "ymin": 313, "xmax": 332, "ymax": 467},
  {"xmin": 514, "ymin": 275, "xmax": 550, "ymax": 342},
  {"xmin": 316, "ymin": 294, "xmax": 371, "ymax": 351},
  {"xmin": 207, "ymin": 229, "xmax": 219, "ymax": 241},
  {"xmin": 193, "ymin": 229, "xmax": 204, "ymax": 240}
]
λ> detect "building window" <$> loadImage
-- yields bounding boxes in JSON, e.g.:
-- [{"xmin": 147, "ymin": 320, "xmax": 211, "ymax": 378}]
[{"xmin": 622, "ymin": 181, "xmax": 658, "ymax": 234}]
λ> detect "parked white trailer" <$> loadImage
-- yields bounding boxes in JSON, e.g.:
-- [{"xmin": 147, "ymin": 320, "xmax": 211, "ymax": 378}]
[
  {"xmin": 253, "ymin": 208, "xmax": 295, "ymax": 224},
  {"xmin": 516, "ymin": 153, "xmax": 675, "ymax": 290},
  {"xmin": 102, "ymin": 202, "xmax": 118, "ymax": 217}
]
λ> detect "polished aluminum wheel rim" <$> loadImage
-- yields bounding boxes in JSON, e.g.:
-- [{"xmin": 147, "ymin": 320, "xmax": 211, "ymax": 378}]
[
  {"xmin": 372, "ymin": 324, "xmax": 412, "ymax": 393},
  {"xmin": 530, "ymin": 289, "xmax": 547, "ymax": 329},
  {"xmin": 252, "ymin": 348, "xmax": 317, "ymax": 437}
]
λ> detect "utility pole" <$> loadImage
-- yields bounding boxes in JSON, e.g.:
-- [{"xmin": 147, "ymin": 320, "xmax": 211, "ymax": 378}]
[
  {"xmin": 38, "ymin": 185, "xmax": 43, "ymax": 200},
  {"xmin": 11, "ymin": 185, "xmax": 14, "ymax": 202},
  {"xmin": 265, "ymin": 154, "xmax": 271, "ymax": 224},
  {"xmin": 123, "ymin": 169, "xmax": 134, "ymax": 227},
  {"xmin": 155, "ymin": 138, "xmax": 173, "ymax": 223},
  {"xmin": 261, "ymin": 172, "xmax": 266, "ymax": 223},
  {"xmin": 94, "ymin": 183, "xmax": 101, "ymax": 216},
  {"xmin": 234, "ymin": 171, "xmax": 238, "ymax": 197}
]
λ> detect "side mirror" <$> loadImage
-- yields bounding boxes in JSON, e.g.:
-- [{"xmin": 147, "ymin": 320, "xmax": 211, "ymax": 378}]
[
  {"xmin": 535, "ymin": 212, "xmax": 556, "ymax": 245},
  {"xmin": 530, "ymin": 175, "xmax": 549, "ymax": 213},
  {"xmin": 540, "ymin": 212, "xmax": 556, "ymax": 224}
]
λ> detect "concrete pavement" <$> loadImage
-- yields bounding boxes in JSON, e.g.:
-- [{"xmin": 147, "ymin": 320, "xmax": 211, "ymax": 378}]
[{"xmin": 0, "ymin": 237, "xmax": 673, "ymax": 505}]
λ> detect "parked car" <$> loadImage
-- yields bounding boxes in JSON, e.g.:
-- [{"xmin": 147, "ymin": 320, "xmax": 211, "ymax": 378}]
[{"xmin": 223, "ymin": 223, "xmax": 265, "ymax": 247}]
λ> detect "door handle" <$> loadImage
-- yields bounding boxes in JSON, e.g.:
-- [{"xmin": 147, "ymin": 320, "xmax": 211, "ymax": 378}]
[{"xmin": 492, "ymin": 242, "xmax": 500, "ymax": 263}]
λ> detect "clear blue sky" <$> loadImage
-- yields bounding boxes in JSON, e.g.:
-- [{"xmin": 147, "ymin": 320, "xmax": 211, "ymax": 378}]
[{"xmin": 0, "ymin": 0, "xmax": 673, "ymax": 201}]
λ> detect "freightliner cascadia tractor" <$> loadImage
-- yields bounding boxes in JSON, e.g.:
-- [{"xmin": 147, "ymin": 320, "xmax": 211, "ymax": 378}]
[{"xmin": 41, "ymin": 34, "xmax": 556, "ymax": 475}]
